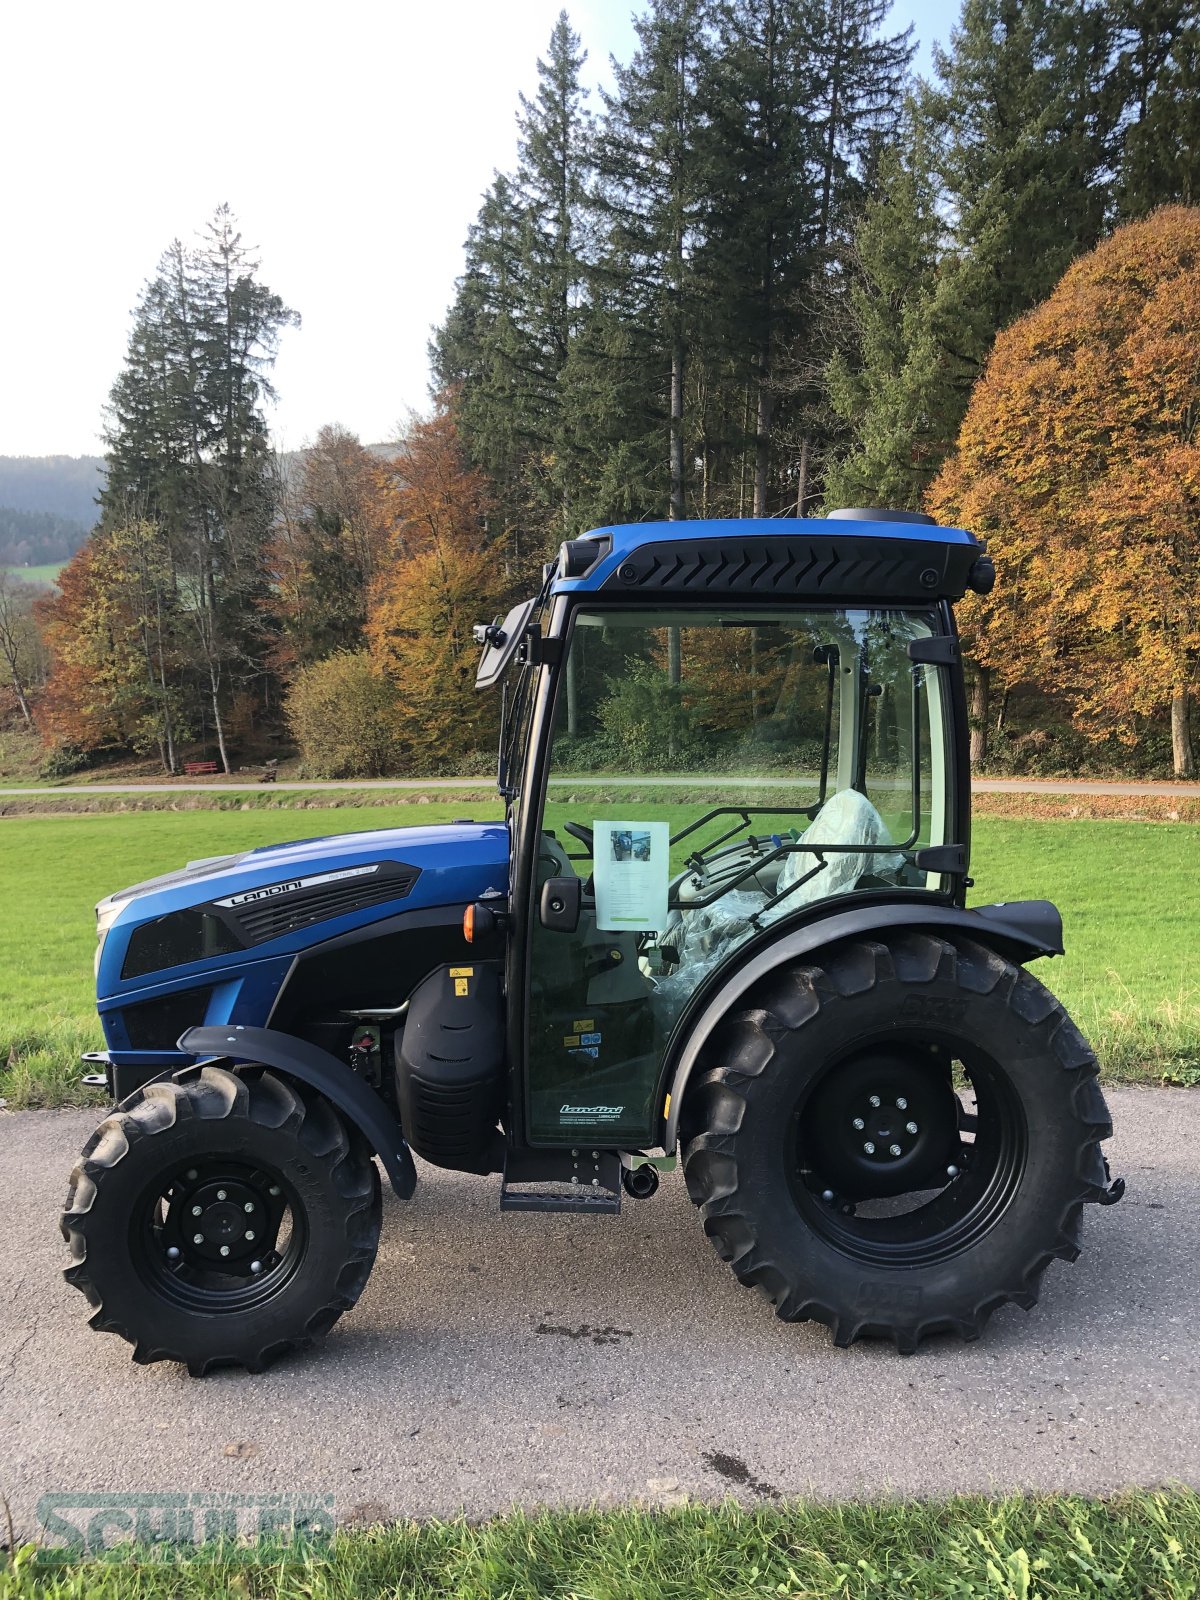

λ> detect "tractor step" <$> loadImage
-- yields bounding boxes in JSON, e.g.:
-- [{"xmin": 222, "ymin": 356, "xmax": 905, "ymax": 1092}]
[{"xmin": 500, "ymin": 1147, "xmax": 622, "ymax": 1215}]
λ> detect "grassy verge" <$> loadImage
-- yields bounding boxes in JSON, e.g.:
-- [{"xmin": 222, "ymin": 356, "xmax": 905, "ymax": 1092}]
[
  {"xmin": 5, "ymin": 1490, "xmax": 1198, "ymax": 1598},
  {"xmin": 1, "ymin": 807, "xmax": 1196, "ymax": 1107}
]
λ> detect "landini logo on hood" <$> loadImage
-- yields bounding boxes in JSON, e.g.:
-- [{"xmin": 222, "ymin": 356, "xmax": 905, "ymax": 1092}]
[{"xmin": 215, "ymin": 864, "xmax": 380, "ymax": 909}]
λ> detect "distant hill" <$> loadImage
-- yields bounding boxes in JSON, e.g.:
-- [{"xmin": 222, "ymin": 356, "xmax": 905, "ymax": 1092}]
[
  {"xmin": 0, "ymin": 455, "xmax": 105, "ymax": 524},
  {"xmin": 0, "ymin": 455, "xmax": 104, "ymax": 570}
]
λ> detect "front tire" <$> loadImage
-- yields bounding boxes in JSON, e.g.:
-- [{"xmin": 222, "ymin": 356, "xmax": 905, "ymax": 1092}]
[
  {"xmin": 61, "ymin": 1066, "xmax": 381, "ymax": 1375},
  {"xmin": 681, "ymin": 933, "xmax": 1113, "ymax": 1352}
]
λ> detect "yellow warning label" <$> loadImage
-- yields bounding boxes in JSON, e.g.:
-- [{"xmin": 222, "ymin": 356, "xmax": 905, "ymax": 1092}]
[
  {"xmin": 664, "ymin": 1092, "xmax": 672, "ymax": 1120},
  {"xmin": 563, "ymin": 1034, "xmax": 580, "ymax": 1047},
  {"xmin": 454, "ymin": 978, "xmax": 469, "ymax": 997},
  {"xmin": 572, "ymin": 1019, "xmax": 594, "ymax": 1032},
  {"xmin": 449, "ymin": 966, "xmax": 474, "ymax": 977}
]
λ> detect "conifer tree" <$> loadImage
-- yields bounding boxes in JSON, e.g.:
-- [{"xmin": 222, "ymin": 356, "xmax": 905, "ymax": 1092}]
[
  {"xmin": 824, "ymin": 105, "xmax": 947, "ymax": 510},
  {"xmin": 826, "ymin": 0, "xmax": 1114, "ymax": 516},
  {"xmin": 1112, "ymin": 0, "xmax": 1200, "ymax": 215},
  {"xmin": 598, "ymin": 0, "xmax": 714, "ymax": 524},
  {"xmin": 93, "ymin": 207, "xmax": 296, "ymax": 769}
]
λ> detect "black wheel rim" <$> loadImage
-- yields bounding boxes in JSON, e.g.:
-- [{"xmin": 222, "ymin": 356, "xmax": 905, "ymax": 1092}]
[
  {"xmin": 131, "ymin": 1159, "xmax": 308, "ymax": 1313},
  {"xmin": 790, "ymin": 1031, "xmax": 1027, "ymax": 1269}
]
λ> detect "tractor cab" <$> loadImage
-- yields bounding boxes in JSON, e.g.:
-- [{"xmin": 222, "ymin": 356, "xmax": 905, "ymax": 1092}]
[{"xmin": 480, "ymin": 511, "xmax": 991, "ymax": 1157}]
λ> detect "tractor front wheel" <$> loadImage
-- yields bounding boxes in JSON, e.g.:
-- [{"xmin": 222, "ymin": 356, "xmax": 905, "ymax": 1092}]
[
  {"xmin": 61, "ymin": 1065, "xmax": 381, "ymax": 1375},
  {"xmin": 681, "ymin": 932, "xmax": 1114, "ymax": 1352}
]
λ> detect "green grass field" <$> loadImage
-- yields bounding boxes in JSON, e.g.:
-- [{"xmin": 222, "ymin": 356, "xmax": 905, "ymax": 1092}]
[
  {"xmin": 2, "ymin": 562, "xmax": 62, "ymax": 588},
  {"xmin": 6, "ymin": 1490, "xmax": 1198, "ymax": 1597},
  {"xmin": 0, "ymin": 805, "xmax": 1196, "ymax": 1106}
]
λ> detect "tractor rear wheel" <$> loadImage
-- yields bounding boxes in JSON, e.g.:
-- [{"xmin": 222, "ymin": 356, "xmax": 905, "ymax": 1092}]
[
  {"xmin": 681, "ymin": 932, "xmax": 1113, "ymax": 1352},
  {"xmin": 61, "ymin": 1065, "xmax": 381, "ymax": 1375}
]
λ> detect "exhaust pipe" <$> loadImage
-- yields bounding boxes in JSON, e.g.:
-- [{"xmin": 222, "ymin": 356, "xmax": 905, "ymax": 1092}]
[{"xmin": 622, "ymin": 1163, "xmax": 660, "ymax": 1200}]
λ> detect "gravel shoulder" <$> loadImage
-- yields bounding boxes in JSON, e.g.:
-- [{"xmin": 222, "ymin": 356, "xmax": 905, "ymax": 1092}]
[{"xmin": 0, "ymin": 1086, "xmax": 1196, "ymax": 1539}]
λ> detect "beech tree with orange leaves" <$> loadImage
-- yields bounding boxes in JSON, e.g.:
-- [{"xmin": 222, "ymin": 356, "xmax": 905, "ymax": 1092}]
[
  {"xmin": 930, "ymin": 206, "xmax": 1200, "ymax": 778},
  {"xmin": 363, "ymin": 406, "xmax": 506, "ymax": 770}
]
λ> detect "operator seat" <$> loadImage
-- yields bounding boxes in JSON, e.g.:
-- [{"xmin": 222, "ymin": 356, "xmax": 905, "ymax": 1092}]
[{"xmin": 776, "ymin": 788, "xmax": 896, "ymax": 906}]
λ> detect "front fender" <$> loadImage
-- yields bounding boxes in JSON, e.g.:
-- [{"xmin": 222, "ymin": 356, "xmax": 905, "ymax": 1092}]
[
  {"xmin": 660, "ymin": 899, "xmax": 1063, "ymax": 1152},
  {"xmin": 177, "ymin": 1024, "xmax": 417, "ymax": 1199}
]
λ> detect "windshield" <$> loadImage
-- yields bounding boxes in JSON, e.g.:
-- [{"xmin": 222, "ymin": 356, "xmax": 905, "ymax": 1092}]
[{"xmin": 544, "ymin": 605, "xmax": 947, "ymax": 849}]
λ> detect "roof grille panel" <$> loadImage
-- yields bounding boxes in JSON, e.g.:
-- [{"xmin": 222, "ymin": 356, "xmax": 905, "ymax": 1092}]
[{"xmin": 602, "ymin": 534, "xmax": 975, "ymax": 602}]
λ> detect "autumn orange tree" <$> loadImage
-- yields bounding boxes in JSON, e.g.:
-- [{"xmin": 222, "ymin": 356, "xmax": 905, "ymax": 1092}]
[
  {"xmin": 263, "ymin": 426, "xmax": 402, "ymax": 674},
  {"xmin": 364, "ymin": 406, "xmax": 506, "ymax": 770},
  {"xmin": 36, "ymin": 535, "xmax": 155, "ymax": 759},
  {"xmin": 930, "ymin": 206, "xmax": 1200, "ymax": 777}
]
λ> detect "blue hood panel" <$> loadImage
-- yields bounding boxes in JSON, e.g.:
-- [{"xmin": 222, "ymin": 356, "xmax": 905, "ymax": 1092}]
[{"xmin": 97, "ymin": 823, "xmax": 510, "ymax": 1000}]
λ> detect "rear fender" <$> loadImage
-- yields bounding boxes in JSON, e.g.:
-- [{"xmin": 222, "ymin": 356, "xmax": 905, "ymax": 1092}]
[
  {"xmin": 661, "ymin": 899, "xmax": 1063, "ymax": 1153},
  {"xmin": 177, "ymin": 1024, "xmax": 417, "ymax": 1199}
]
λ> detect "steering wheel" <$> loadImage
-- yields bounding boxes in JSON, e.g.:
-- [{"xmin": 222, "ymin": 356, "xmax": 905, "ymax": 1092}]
[{"xmin": 563, "ymin": 820, "xmax": 594, "ymax": 852}]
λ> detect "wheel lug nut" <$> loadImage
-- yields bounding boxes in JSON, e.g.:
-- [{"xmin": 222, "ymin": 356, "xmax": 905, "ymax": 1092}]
[
  {"xmin": 245, "ymin": 1230, "xmax": 255, "ymax": 1241},
  {"xmin": 268, "ymin": 1186, "xmax": 281, "ymax": 1197},
  {"xmin": 166, "ymin": 1246, "xmax": 181, "ymax": 1261},
  {"xmin": 889, "ymin": 1143, "xmax": 902, "ymax": 1156},
  {"xmin": 906, "ymin": 1121, "xmax": 918, "ymax": 1135},
  {"xmin": 863, "ymin": 1141, "xmax": 875, "ymax": 1155},
  {"xmin": 852, "ymin": 1117, "xmax": 864, "ymax": 1130},
  {"xmin": 869, "ymin": 1095, "xmax": 881, "ymax": 1107},
  {"xmin": 250, "ymin": 1260, "xmax": 263, "ymax": 1274},
  {"xmin": 947, "ymin": 1164, "xmax": 960, "ymax": 1178},
  {"xmin": 185, "ymin": 1169, "xmax": 198, "ymax": 1181},
  {"xmin": 895, "ymin": 1097, "xmax": 908, "ymax": 1110},
  {"xmin": 821, "ymin": 1189, "xmax": 835, "ymax": 1203},
  {"xmin": 191, "ymin": 1205, "xmax": 203, "ymax": 1216},
  {"xmin": 216, "ymin": 1190, "xmax": 227, "ymax": 1201},
  {"xmin": 243, "ymin": 1202, "xmax": 255, "ymax": 1213},
  {"xmin": 220, "ymin": 1245, "xmax": 230, "ymax": 1257},
  {"xmin": 192, "ymin": 1233, "xmax": 204, "ymax": 1245}
]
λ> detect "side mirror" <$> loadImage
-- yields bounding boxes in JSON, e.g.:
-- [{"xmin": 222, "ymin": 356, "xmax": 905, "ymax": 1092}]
[{"xmin": 539, "ymin": 876, "xmax": 581, "ymax": 933}]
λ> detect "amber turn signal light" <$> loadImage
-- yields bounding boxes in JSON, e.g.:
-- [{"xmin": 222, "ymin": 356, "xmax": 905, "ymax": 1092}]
[{"xmin": 464, "ymin": 901, "xmax": 501, "ymax": 943}]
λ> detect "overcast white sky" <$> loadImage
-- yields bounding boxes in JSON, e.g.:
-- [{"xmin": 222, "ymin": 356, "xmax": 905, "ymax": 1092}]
[{"xmin": 1, "ymin": 0, "xmax": 957, "ymax": 459}]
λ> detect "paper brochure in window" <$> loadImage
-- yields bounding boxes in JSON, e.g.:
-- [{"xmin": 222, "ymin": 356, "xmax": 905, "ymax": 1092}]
[{"xmin": 592, "ymin": 820, "xmax": 669, "ymax": 932}]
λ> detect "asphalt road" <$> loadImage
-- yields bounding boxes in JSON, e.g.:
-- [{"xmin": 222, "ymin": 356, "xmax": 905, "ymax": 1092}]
[
  {"xmin": 2, "ymin": 776, "xmax": 1198, "ymax": 797},
  {"xmin": 1, "ymin": 1086, "xmax": 1196, "ymax": 1542}
]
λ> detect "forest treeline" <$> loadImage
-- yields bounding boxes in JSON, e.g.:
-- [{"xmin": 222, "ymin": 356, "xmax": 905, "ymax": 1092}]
[
  {"xmin": 0, "ymin": 506, "xmax": 89, "ymax": 570},
  {"xmin": 3, "ymin": 0, "xmax": 1199, "ymax": 778}
]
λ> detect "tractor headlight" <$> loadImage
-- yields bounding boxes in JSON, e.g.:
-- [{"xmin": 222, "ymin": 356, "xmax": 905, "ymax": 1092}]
[{"xmin": 94, "ymin": 898, "xmax": 124, "ymax": 978}]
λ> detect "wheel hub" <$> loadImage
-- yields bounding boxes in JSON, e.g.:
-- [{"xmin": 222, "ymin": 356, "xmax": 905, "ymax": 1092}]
[
  {"xmin": 801, "ymin": 1049, "xmax": 961, "ymax": 1200},
  {"xmin": 151, "ymin": 1165, "xmax": 289, "ymax": 1280}
]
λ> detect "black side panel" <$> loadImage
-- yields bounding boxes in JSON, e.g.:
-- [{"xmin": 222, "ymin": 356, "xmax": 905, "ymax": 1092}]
[
  {"xmin": 396, "ymin": 962, "xmax": 505, "ymax": 1175},
  {"xmin": 268, "ymin": 907, "xmax": 503, "ymax": 1048},
  {"xmin": 600, "ymin": 534, "xmax": 980, "ymax": 604},
  {"xmin": 177, "ymin": 1024, "xmax": 416, "ymax": 1199}
]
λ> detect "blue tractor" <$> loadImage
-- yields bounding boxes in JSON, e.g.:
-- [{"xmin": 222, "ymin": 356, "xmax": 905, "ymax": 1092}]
[{"xmin": 62, "ymin": 510, "xmax": 1123, "ymax": 1374}]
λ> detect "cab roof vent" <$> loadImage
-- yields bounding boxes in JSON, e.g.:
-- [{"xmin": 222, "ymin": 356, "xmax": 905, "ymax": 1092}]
[{"xmin": 827, "ymin": 507, "xmax": 937, "ymax": 526}]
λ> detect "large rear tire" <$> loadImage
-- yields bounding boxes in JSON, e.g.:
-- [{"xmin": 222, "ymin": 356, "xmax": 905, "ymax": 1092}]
[
  {"xmin": 61, "ymin": 1065, "xmax": 381, "ymax": 1375},
  {"xmin": 681, "ymin": 932, "xmax": 1113, "ymax": 1352}
]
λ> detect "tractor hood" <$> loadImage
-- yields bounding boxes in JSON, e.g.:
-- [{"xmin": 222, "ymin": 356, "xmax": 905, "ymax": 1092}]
[{"xmin": 95, "ymin": 822, "xmax": 510, "ymax": 998}]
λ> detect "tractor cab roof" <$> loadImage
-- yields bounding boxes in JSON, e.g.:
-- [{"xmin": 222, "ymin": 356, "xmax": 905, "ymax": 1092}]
[{"xmin": 549, "ymin": 510, "xmax": 991, "ymax": 605}]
